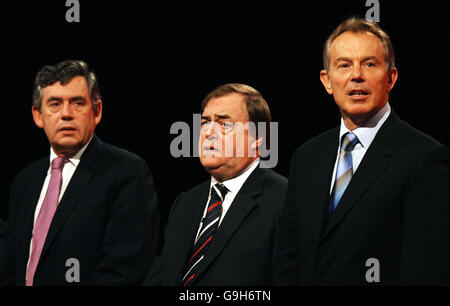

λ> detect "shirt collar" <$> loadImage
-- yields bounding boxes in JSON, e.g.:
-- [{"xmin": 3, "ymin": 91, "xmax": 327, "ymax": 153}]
[
  {"xmin": 339, "ymin": 102, "xmax": 391, "ymax": 149},
  {"xmin": 49, "ymin": 136, "xmax": 93, "ymax": 167},
  {"xmin": 210, "ymin": 158, "xmax": 260, "ymax": 195}
]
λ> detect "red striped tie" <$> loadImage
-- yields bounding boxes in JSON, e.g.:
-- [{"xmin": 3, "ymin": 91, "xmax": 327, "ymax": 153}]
[{"xmin": 182, "ymin": 183, "xmax": 228, "ymax": 286}]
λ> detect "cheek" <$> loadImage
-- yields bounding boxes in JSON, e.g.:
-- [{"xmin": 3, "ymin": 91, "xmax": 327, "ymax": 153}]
[
  {"xmin": 224, "ymin": 133, "xmax": 237, "ymax": 150},
  {"xmin": 333, "ymin": 79, "xmax": 348, "ymax": 93},
  {"xmin": 42, "ymin": 117, "xmax": 58, "ymax": 132},
  {"xmin": 81, "ymin": 115, "xmax": 97, "ymax": 131}
]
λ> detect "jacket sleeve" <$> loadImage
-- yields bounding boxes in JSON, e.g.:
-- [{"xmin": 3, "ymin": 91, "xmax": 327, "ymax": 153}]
[
  {"xmin": 400, "ymin": 144, "xmax": 449, "ymax": 285},
  {"xmin": 273, "ymin": 152, "xmax": 301, "ymax": 285},
  {"xmin": 0, "ymin": 174, "xmax": 22, "ymax": 285},
  {"xmin": 87, "ymin": 157, "xmax": 160, "ymax": 285}
]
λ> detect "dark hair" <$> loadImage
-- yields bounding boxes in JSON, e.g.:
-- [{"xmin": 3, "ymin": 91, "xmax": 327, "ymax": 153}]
[
  {"xmin": 32, "ymin": 60, "xmax": 101, "ymax": 110},
  {"xmin": 201, "ymin": 83, "xmax": 272, "ymax": 145}
]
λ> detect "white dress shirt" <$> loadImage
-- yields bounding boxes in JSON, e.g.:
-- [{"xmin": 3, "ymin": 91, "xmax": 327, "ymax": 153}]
[
  {"xmin": 27, "ymin": 137, "xmax": 92, "ymax": 269},
  {"xmin": 329, "ymin": 103, "xmax": 391, "ymax": 194},
  {"xmin": 194, "ymin": 158, "xmax": 260, "ymax": 241}
]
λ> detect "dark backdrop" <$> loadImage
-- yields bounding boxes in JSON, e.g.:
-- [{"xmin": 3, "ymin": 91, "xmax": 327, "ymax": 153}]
[{"xmin": 1, "ymin": 1, "xmax": 448, "ymax": 244}]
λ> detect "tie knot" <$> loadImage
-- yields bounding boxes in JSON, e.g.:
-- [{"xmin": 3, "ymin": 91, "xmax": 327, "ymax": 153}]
[
  {"xmin": 212, "ymin": 183, "xmax": 228, "ymax": 201},
  {"xmin": 52, "ymin": 157, "xmax": 68, "ymax": 169},
  {"xmin": 341, "ymin": 132, "xmax": 359, "ymax": 152}
]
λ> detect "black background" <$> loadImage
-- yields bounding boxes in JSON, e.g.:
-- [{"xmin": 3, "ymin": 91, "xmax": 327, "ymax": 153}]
[{"xmin": 1, "ymin": 1, "xmax": 448, "ymax": 243}]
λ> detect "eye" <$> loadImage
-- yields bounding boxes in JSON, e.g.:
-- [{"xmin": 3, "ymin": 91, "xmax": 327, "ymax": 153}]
[
  {"xmin": 72, "ymin": 100, "xmax": 85, "ymax": 106},
  {"xmin": 366, "ymin": 62, "xmax": 376, "ymax": 67},
  {"xmin": 222, "ymin": 121, "xmax": 233, "ymax": 128}
]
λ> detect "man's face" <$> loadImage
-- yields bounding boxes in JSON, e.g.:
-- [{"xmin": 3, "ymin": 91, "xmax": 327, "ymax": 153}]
[
  {"xmin": 320, "ymin": 31, "xmax": 398, "ymax": 129},
  {"xmin": 199, "ymin": 93, "xmax": 258, "ymax": 182},
  {"xmin": 32, "ymin": 76, "xmax": 102, "ymax": 157}
]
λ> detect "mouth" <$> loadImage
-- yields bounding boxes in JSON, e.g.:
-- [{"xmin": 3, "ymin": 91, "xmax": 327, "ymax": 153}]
[
  {"xmin": 348, "ymin": 89, "xmax": 370, "ymax": 100},
  {"xmin": 348, "ymin": 89, "xmax": 370, "ymax": 97},
  {"xmin": 203, "ymin": 145, "xmax": 217, "ymax": 151},
  {"xmin": 59, "ymin": 127, "xmax": 77, "ymax": 133}
]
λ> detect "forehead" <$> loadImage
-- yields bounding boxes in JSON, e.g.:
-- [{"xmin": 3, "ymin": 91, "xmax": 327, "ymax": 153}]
[
  {"xmin": 42, "ymin": 76, "xmax": 89, "ymax": 98},
  {"xmin": 330, "ymin": 31, "xmax": 385, "ymax": 60},
  {"xmin": 203, "ymin": 92, "xmax": 248, "ymax": 119}
]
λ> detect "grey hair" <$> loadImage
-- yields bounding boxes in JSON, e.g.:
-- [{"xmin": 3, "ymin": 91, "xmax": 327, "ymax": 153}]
[{"xmin": 323, "ymin": 17, "xmax": 396, "ymax": 72}]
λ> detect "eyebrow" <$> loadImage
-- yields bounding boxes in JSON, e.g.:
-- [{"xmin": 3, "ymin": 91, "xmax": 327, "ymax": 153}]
[
  {"xmin": 46, "ymin": 96, "xmax": 86, "ymax": 103},
  {"xmin": 69, "ymin": 96, "xmax": 86, "ymax": 102},
  {"xmin": 201, "ymin": 114, "xmax": 231, "ymax": 120},
  {"xmin": 335, "ymin": 56, "xmax": 379, "ymax": 63}
]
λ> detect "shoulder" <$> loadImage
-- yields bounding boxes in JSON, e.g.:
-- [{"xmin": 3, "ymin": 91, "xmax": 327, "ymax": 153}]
[
  {"xmin": 176, "ymin": 180, "xmax": 210, "ymax": 201},
  {"xmin": 95, "ymin": 139, "xmax": 147, "ymax": 164},
  {"xmin": 12, "ymin": 156, "xmax": 48, "ymax": 186},
  {"xmin": 391, "ymin": 119, "xmax": 449, "ymax": 174},
  {"xmin": 245, "ymin": 167, "xmax": 288, "ymax": 201},
  {"xmin": 261, "ymin": 168, "xmax": 288, "ymax": 190},
  {"xmin": 396, "ymin": 119, "xmax": 447, "ymax": 152},
  {"xmin": 292, "ymin": 127, "xmax": 339, "ymax": 158},
  {"xmin": 167, "ymin": 180, "xmax": 210, "ymax": 217},
  {"xmin": 85, "ymin": 136, "xmax": 151, "ymax": 173}
]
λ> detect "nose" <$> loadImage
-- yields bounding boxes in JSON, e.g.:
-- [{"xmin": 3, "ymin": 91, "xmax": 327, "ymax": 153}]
[
  {"xmin": 61, "ymin": 102, "xmax": 74, "ymax": 120},
  {"xmin": 351, "ymin": 65, "xmax": 364, "ymax": 82},
  {"xmin": 202, "ymin": 122, "xmax": 219, "ymax": 139}
]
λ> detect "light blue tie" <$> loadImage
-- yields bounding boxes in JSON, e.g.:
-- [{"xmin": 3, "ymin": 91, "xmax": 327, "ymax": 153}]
[{"xmin": 328, "ymin": 132, "xmax": 359, "ymax": 219}]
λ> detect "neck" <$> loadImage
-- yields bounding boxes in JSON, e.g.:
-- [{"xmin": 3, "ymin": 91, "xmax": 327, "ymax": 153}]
[
  {"xmin": 210, "ymin": 157, "xmax": 258, "ymax": 183},
  {"xmin": 341, "ymin": 104, "xmax": 388, "ymax": 131},
  {"xmin": 342, "ymin": 115, "xmax": 369, "ymax": 131}
]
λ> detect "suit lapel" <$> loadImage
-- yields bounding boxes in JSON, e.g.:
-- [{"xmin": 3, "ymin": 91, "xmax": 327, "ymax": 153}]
[
  {"xmin": 321, "ymin": 112, "xmax": 400, "ymax": 240},
  {"xmin": 22, "ymin": 160, "xmax": 49, "ymax": 238},
  {"xmin": 40, "ymin": 136, "xmax": 100, "ymax": 259},
  {"xmin": 17, "ymin": 158, "xmax": 49, "ymax": 276},
  {"xmin": 194, "ymin": 167, "xmax": 268, "ymax": 281},
  {"xmin": 309, "ymin": 129, "xmax": 340, "ymax": 243},
  {"xmin": 172, "ymin": 183, "xmax": 210, "ymax": 283}
]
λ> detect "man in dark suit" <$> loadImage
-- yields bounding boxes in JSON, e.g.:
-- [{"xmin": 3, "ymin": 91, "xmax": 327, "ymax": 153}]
[
  {"xmin": 145, "ymin": 83, "xmax": 287, "ymax": 286},
  {"xmin": 274, "ymin": 17, "xmax": 448, "ymax": 285},
  {"xmin": 0, "ymin": 60, "xmax": 159, "ymax": 285}
]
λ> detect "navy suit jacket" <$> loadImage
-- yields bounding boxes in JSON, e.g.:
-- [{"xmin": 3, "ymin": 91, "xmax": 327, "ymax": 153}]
[
  {"xmin": 0, "ymin": 218, "xmax": 5, "ymax": 259},
  {"xmin": 275, "ymin": 111, "xmax": 449, "ymax": 285},
  {"xmin": 0, "ymin": 135, "xmax": 159, "ymax": 285},
  {"xmin": 145, "ymin": 167, "xmax": 287, "ymax": 285}
]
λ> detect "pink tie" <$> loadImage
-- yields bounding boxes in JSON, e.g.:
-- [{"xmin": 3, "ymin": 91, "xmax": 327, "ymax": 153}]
[{"xmin": 26, "ymin": 157, "xmax": 68, "ymax": 286}]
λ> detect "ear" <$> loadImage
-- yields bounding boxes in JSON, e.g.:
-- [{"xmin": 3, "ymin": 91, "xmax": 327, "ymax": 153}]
[
  {"xmin": 387, "ymin": 67, "xmax": 398, "ymax": 92},
  {"xmin": 247, "ymin": 135, "xmax": 262, "ymax": 158},
  {"xmin": 94, "ymin": 99, "xmax": 103, "ymax": 126},
  {"xmin": 251, "ymin": 135, "xmax": 263, "ymax": 152},
  {"xmin": 32, "ymin": 106, "xmax": 44, "ymax": 129},
  {"xmin": 320, "ymin": 70, "xmax": 333, "ymax": 95}
]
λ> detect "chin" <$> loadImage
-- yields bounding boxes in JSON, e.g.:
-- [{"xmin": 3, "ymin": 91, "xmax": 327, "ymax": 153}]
[
  {"xmin": 60, "ymin": 139, "xmax": 82, "ymax": 148},
  {"xmin": 54, "ymin": 138, "xmax": 84, "ymax": 152},
  {"xmin": 343, "ymin": 102, "xmax": 376, "ymax": 116},
  {"xmin": 200, "ymin": 156, "xmax": 224, "ymax": 169}
]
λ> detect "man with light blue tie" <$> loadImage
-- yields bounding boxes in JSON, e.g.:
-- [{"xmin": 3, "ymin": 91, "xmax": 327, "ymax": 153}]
[{"xmin": 274, "ymin": 17, "xmax": 448, "ymax": 285}]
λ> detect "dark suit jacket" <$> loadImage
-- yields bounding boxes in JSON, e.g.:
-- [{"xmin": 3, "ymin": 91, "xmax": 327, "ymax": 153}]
[
  {"xmin": 0, "ymin": 135, "xmax": 159, "ymax": 285},
  {"xmin": 145, "ymin": 167, "xmax": 287, "ymax": 286},
  {"xmin": 274, "ymin": 111, "xmax": 449, "ymax": 285},
  {"xmin": 0, "ymin": 218, "xmax": 5, "ymax": 259}
]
